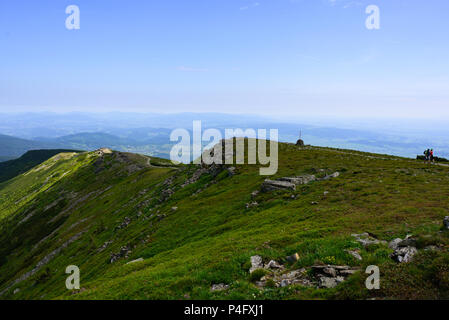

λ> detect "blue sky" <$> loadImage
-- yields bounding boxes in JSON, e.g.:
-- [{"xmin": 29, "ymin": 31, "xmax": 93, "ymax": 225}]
[{"xmin": 0, "ymin": 0, "xmax": 448, "ymax": 118}]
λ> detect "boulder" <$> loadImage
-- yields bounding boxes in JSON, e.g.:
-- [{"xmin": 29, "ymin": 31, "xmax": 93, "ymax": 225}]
[
  {"xmin": 261, "ymin": 179, "xmax": 296, "ymax": 192},
  {"xmin": 249, "ymin": 255, "xmax": 264, "ymax": 273},
  {"xmin": 319, "ymin": 277, "xmax": 339, "ymax": 289},
  {"xmin": 323, "ymin": 267, "xmax": 337, "ymax": 277},
  {"xmin": 277, "ymin": 175, "xmax": 316, "ymax": 185},
  {"xmin": 286, "ymin": 253, "xmax": 300, "ymax": 263},
  {"xmin": 398, "ymin": 236, "xmax": 417, "ymax": 248},
  {"xmin": 388, "ymin": 238, "xmax": 403, "ymax": 250},
  {"xmin": 345, "ymin": 249, "xmax": 362, "ymax": 261},
  {"xmin": 265, "ymin": 260, "xmax": 283, "ymax": 270},
  {"xmin": 391, "ymin": 246, "xmax": 418, "ymax": 263}
]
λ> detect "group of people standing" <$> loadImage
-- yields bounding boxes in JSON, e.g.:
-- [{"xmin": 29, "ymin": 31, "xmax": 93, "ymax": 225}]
[{"xmin": 424, "ymin": 148, "xmax": 435, "ymax": 163}]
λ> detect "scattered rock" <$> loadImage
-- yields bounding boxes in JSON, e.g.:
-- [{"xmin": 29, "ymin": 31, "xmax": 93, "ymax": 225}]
[
  {"xmin": 211, "ymin": 283, "xmax": 230, "ymax": 292},
  {"xmin": 320, "ymin": 172, "xmax": 340, "ymax": 181},
  {"xmin": 245, "ymin": 202, "xmax": 259, "ymax": 209},
  {"xmin": 13, "ymin": 288, "xmax": 20, "ymax": 295},
  {"xmin": 171, "ymin": 207, "xmax": 178, "ymax": 211},
  {"xmin": 261, "ymin": 179, "xmax": 296, "ymax": 192},
  {"xmin": 391, "ymin": 246, "xmax": 418, "ymax": 263},
  {"xmin": 115, "ymin": 216, "xmax": 131, "ymax": 230},
  {"xmin": 319, "ymin": 277, "xmax": 339, "ymax": 289},
  {"xmin": 277, "ymin": 175, "xmax": 316, "ymax": 185},
  {"xmin": 311, "ymin": 265, "xmax": 360, "ymax": 288},
  {"xmin": 260, "ymin": 268, "xmax": 312, "ymax": 288},
  {"xmin": 352, "ymin": 233, "xmax": 387, "ymax": 248},
  {"xmin": 345, "ymin": 249, "xmax": 362, "ymax": 261},
  {"xmin": 280, "ymin": 279, "xmax": 290, "ymax": 287},
  {"xmin": 397, "ymin": 235, "xmax": 417, "ymax": 248},
  {"xmin": 388, "ymin": 238, "xmax": 403, "ymax": 250},
  {"xmin": 249, "ymin": 255, "xmax": 264, "ymax": 273},
  {"xmin": 323, "ymin": 267, "xmax": 337, "ymax": 277},
  {"xmin": 97, "ymin": 240, "xmax": 113, "ymax": 252},
  {"xmin": 265, "ymin": 260, "xmax": 283, "ymax": 270},
  {"xmin": 159, "ymin": 188, "xmax": 174, "ymax": 202},
  {"xmin": 286, "ymin": 253, "xmax": 299, "ymax": 263},
  {"xmin": 110, "ymin": 246, "xmax": 131, "ymax": 263},
  {"xmin": 126, "ymin": 258, "xmax": 144, "ymax": 265},
  {"xmin": 251, "ymin": 190, "xmax": 260, "ymax": 198},
  {"xmin": 261, "ymin": 175, "xmax": 317, "ymax": 192}
]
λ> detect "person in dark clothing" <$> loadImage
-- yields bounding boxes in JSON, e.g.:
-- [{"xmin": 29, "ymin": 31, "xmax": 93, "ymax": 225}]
[{"xmin": 424, "ymin": 149, "xmax": 430, "ymax": 162}]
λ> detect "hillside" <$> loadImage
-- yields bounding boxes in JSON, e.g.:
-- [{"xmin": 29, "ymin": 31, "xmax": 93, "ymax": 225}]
[
  {"xmin": 0, "ymin": 142, "xmax": 448, "ymax": 300},
  {"xmin": 0, "ymin": 134, "xmax": 60, "ymax": 160},
  {"xmin": 0, "ymin": 149, "xmax": 82, "ymax": 183}
]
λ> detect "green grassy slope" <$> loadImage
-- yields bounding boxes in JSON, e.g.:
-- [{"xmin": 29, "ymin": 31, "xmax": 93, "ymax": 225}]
[
  {"xmin": 0, "ymin": 143, "xmax": 448, "ymax": 300},
  {"xmin": 0, "ymin": 149, "xmax": 82, "ymax": 183}
]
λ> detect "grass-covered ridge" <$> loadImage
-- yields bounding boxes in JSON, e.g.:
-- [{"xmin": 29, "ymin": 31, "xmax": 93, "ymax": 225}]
[
  {"xmin": 0, "ymin": 142, "xmax": 448, "ymax": 300},
  {"xmin": 0, "ymin": 149, "xmax": 82, "ymax": 183}
]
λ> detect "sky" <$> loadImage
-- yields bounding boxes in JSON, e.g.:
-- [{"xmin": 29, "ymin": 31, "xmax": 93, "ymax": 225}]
[{"xmin": 0, "ymin": 0, "xmax": 448, "ymax": 119}]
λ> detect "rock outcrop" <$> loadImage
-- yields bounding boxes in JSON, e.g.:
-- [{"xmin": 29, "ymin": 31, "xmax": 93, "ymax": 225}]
[
  {"xmin": 352, "ymin": 233, "xmax": 387, "ymax": 247},
  {"xmin": 311, "ymin": 265, "xmax": 360, "ymax": 289},
  {"xmin": 249, "ymin": 255, "xmax": 264, "ymax": 273},
  {"xmin": 389, "ymin": 236, "xmax": 418, "ymax": 263}
]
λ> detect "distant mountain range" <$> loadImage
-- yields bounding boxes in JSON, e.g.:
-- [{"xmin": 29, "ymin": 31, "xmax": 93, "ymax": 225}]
[{"xmin": 1, "ymin": 112, "xmax": 448, "ymax": 161}]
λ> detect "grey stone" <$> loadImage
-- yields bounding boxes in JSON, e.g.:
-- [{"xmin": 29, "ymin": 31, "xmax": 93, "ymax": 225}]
[
  {"xmin": 388, "ymin": 238, "xmax": 403, "ymax": 250},
  {"xmin": 261, "ymin": 179, "xmax": 296, "ymax": 192},
  {"xmin": 323, "ymin": 267, "xmax": 337, "ymax": 277},
  {"xmin": 249, "ymin": 255, "xmax": 263, "ymax": 273},
  {"xmin": 126, "ymin": 258, "xmax": 144, "ymax": 265},
  {"xmin": 319, "ymin": 277, "xmax": 338, "ymax": 289},
  {"xmin": 265, "ymin": 260, "xmax": 283, "ymax": 270},
  {"xmin": 320, "ymin": 172, "xmax": 340, "ymax": 181},
  {"xmin": 280, "ymin": 279, "xmax": 290, "ymax": 287},
  {"xmin": 211, "ymin": 283, "xmax": 230, "ymax": 292},
  {"xmin": 352, "ymin": 233, "xmax": 387, "ymax": 248},
  {"xmin": 286, "ymin": 253, "xmax": 300, "ymax": 263},
  {"xmin": 278, "ymin": 175, "xmax": 316, "ymax": 185},
  {"xmin": 391, "ymin": 246, "xmax": 418, "ymax": 263},
  {"xmin": 345, "ymin": 249, "xmax": 362, "ymax": 261}
]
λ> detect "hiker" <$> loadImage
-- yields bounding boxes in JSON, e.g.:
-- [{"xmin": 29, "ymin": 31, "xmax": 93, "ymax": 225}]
[
  {"xmin": 430, "ymin": 149, "xmax": 435, "ymax": 163},
  {"xmin": 424, "ymin": 149, "xmax": 430, "ymax": 162}
]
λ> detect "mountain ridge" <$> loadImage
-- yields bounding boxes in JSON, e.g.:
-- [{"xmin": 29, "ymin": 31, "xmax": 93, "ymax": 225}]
[{"xmin": 0, "ymin": 142, "xmax": 448, "ymax": 300}]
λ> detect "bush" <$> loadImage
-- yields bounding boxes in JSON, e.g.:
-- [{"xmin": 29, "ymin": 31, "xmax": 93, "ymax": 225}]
[{"xmin": 249, "ymin": 269, "xmax": 268, "ymax": 282}]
